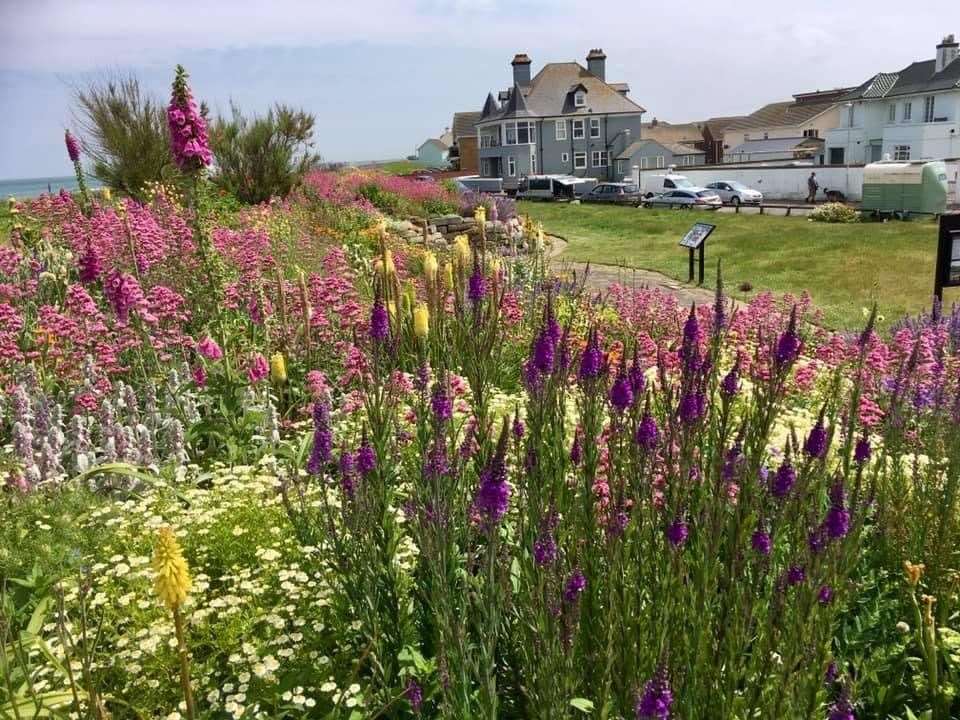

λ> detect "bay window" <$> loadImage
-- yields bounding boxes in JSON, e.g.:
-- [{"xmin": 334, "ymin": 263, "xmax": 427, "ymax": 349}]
[{"xmin": 504, "ymin": 120, "xmax": 536, "ymax": 145}]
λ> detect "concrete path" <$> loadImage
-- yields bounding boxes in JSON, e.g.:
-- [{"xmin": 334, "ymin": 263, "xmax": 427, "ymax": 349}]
[{"xmin": 548, "ymin": 235, "xmax": 738, "ymax": 309}]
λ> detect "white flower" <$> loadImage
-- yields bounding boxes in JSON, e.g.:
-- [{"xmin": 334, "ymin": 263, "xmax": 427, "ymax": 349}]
[{"xmin": 320, "ymin": 681, "xmax": 337, "ymax": 693}]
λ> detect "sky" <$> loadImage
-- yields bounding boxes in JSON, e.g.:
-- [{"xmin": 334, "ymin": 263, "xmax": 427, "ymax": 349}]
[{"xmin": 0, "ymin": 0, "xmax": 955, "ymax": 179}]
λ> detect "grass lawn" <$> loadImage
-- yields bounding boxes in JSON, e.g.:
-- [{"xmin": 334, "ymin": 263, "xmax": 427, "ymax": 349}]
[
  {"xmin": 522, "ymin": 201, "xmax": 952, "ymax": 330},
  {"xmin": 376, "ymin": 159, "xmax": 431, "ymax": 175}
]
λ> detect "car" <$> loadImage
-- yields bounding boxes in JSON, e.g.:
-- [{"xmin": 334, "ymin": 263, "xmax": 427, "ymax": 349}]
[
  {"xmin": 581, "ymin": 182, "xmax": 644, "ymax": 206},
  {"xmin": 643, "ymin": 189, "xmax": 722, "ymax": 209},
  {"xmin": 637, "ymin": 173, "xmax": 696, "ymax": 198},
  {"xmin": 704, "ymin": 181, "xmax": 763, "ymax": 206}
]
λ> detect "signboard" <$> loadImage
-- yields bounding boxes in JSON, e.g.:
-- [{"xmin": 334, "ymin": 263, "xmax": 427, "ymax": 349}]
[
  {"xmin": 934, "ymin": 213, "xmax": 960, "ymax": 300},
  {"xmin": 679, "ymin": 223, "xmax": 716, "ymax": 284},
  {"xmin": 679, "ymin": 222, "xmax": 716, "ymax": 249}
]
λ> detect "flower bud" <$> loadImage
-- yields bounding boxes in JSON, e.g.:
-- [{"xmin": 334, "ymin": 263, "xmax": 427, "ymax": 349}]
[
  {"xmin": 422, "ymin": 251, "xmax": 438, "ymax": 283},
  {"xmin": 270, "ymin": 352, "xmax": 287, "ymax": 384},
  {"xmin": 413, "ymin": 303, "xmax": 430, "ymax": 338}
]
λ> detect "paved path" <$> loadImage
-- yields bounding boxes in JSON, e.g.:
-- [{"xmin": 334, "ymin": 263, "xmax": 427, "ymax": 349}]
[{"xmin": 548, "ymin": 235, "xmax": 737, "ymax": 309}]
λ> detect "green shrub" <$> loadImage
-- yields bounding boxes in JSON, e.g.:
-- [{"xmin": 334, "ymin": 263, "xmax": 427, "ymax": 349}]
[
  {"xmin": 210, "ymin": 104, "xmax": 320, "ymax": 204},
  {"xmin": 810, "ymin": 202, "xmax": 860, "ymax": 223}
]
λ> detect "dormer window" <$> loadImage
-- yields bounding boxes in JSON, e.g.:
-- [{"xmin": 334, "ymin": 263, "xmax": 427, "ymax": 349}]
[{"xmin": 574, "ymin": 91, "xmax": 586, "ymax": 107}]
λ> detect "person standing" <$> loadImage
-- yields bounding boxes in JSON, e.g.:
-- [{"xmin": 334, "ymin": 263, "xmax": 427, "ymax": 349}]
[{"xmin": 806, "ymin": 171, "xmax": 819, "ymax": 204}]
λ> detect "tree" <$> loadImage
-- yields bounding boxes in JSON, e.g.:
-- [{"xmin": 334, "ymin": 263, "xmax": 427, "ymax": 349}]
[
  {"xmin": 209, "ymin": 103, "xmax": 320, "ymax": 204},
  {"xmin": 73, "ymin": 75, "xmax": 177, "ymax": 198}
]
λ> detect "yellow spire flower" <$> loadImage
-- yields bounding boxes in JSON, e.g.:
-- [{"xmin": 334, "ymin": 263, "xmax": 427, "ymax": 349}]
[
  {"xmin": 474, "ymin": 205, "xmax": 486, "ymax": 224},
  {"xmin": 423, "ymin": 251, "xmax": 438, "ymax": 283},
  {"xmin": 443, "ymin": 262, "xmax": 454, "ymax": 290},
  {"xmin": 453, "ymin": 235, "xmax": 471, "ymax": 269},
  {"xmin": 101, "ymin": 187, "xmax": 112, "ymax": 202},
  {"xmin": 384, "ymin": 249, "xmax": 396, "ymax": 277},
  {"xmin": 413, "ymin": 303, "xmax": 430, "ymax": 338},
  {"xmin": 270, "ymin": 353, "xmax": 287, "ymax": 384},
  {"xmin": 153, "ymin": 527, "xmax": 192, "ymax": 610}
]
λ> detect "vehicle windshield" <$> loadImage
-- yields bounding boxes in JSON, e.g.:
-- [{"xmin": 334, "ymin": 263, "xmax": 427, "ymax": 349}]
[
  {"xmin": 671, "ymin": 177, "xmax": 694, "ymax": 188},
  {"xmin": 624, "ymin": 185, "xmax": 639, "ymax": 193}
]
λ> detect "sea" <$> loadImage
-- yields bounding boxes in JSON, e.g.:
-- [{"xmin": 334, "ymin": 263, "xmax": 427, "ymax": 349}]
[{"xmin": 1, "ymin": 175, "xmax": 102, "ymax": 199}]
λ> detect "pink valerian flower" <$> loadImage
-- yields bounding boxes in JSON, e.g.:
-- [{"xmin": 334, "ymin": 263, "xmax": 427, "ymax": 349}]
[
  {"xmin": 247, "ymin": 353, "xmax": 269, "ymax": 383},
  {"xmin": 197, "ymin": 336, "xmax": 223, "ymax": 360},
  {"xmin": 102, "ymin": 270, "xmax": 145, "ymax": 324},
  {"xmin": 306, "ymin": 370, "xmax": 331, "ymax": 400},
  {"xmin": 167, "ymin": 65, "xmax": 212, "ymax": 171}
]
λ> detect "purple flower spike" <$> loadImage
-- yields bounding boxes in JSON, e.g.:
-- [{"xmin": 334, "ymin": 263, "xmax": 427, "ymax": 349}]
[
  {"xmin": 678, "ymin": 391, "xmax": 705, "ymax": 425},
  {"xmin": 854, "ymin": 436, "xmax": 871, "ymax": 465},
  {"xmin": 636, "ymin": 413, "xmax": 659, "ymax": 452},
  {"xmin": 468, "ymin": 264, "xmax": 487, "ymax": 303},
  {"xmin": 775, "ymin": 306, "xmax": 802, "ymax": 367},
  {"xmin": 533, "ymin": 533, "xmax": 557, "ymax": 566},
  {"xmin": 610, "ymin": 367, "xmax": 634, "ymax": 412},
  {"xmin": 579, "ymin": 328, "xmax": 604, "ymax": 381},
  {"xmin": 473, "ymin": 423, "xmax": 511, "ymax": 527},
  {"xmin": 64, "ymin": 130, "xmax": 81, "ymax": 163},
  {"xmin": 563, "ymin": 568, "xmax": 587, "ymax": 603},
  {"xmin": 370, "ymin": 297, "xmax": 389, "ymax": 342},
  {"xmin": 804, "ymin": 417, "xmax": 829, "ymax": 459},
  {"xmin": 818, "ymin": 585, "xmax": 834, "ymax": 605},
  {"xmin": 666, "ymin": 519, "xmax": 689, "ymax": 548},
  {"xmin": 431, "ymin": 381, "xmax": 452, "ymax": 422},
  {"xmin": 751, "ymin": 529, "xmax": 772, "ymax": 556},
  {"xmin": 306, "ymin": 402, "xmax": 332, "ymax": 475},
  {"xmin": 405, "ymin": 678, "xmax": 423, "ymax": 714},
  {"xmin": 721, "ymin": 356, "xmax": 741, "ymax": 397},
  {"xmin": 786, "ymin": 565, "xmax": 806, "ymax": 586},
  {"xmin": 771, "ymin": 460, "xmax": 796, "ymax": 499},
  {"xmin": 533, "ymin": 329, "xmax": 556, "ymax": 374},
  {"xmin": 570, "ymin": 430, "xmax": 583, "ymax": 465},
  {"xmin": 635, "ymin": 667, "xmax": 674, "ymax": 720}
]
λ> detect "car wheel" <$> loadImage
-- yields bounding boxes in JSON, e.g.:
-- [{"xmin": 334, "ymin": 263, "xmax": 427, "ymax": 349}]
[{"xmin": 731, "ymin": 196, "xmax": 741, "ymax": 207}]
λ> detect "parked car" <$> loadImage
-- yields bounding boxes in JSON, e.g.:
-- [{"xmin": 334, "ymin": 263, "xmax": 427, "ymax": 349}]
[
  {"xmin": 455, "ymin": 176, "xmax": 504, "ymax": 194},
  {"xmin": 638, "ymin": 173, "xmax": 695, "ymax": 198},
  {"xmin": 517, "ymin": 175, "xmax": 597, "ymax": 201},
  {"xmin": 581, "ymin": 182, "xmax": 643, "ymax": 206},
  {"xmin": 643, "ymin": 189, "xmax": 722, "ymax": 209},
  {"xmin": 704, "ymin": 181, "xmax": 763, "ymax": 206}
]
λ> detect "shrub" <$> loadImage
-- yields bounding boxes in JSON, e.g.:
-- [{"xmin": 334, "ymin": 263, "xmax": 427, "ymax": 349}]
[
  {"xmin": 210, "ymin": 103, "xmax": 320, "ymax": 205},
  {"xmin": 810, "ymin": 202, "xmax": 860, "ymax": 223},
  {"xmin": 73, "ymin": 75, "xmax": 178, "ymax": 199}
]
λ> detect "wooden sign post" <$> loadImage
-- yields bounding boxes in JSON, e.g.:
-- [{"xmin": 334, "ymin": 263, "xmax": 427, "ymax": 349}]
[
  {"xmin": 934, "ymin": 212, "xmax": 960, "ymax": 302},
  {"xmin": 679, "ymin": 222, "xmax": 716, "ymax": 285}
]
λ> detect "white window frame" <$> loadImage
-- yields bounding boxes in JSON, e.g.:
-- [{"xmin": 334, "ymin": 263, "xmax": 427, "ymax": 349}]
[
  {"xmin": 507, "ymin": 156, "xmax": 516, "ymax": 176},
  {"xmin": 893, "ymin": 144, "xmax": 911, "ymax": 161},
  {"xmin": 591, "ymin": 150, "xmax": 608, "ymax": 167},
  {"xmin": 573, "ymin": 151, "xmax": 587, "ymax": 169},
  {"xmin": 560, "ymin": 152, "xmax": 569, "ymax": 163},
  {"xmin": 574, "ymin": 91, "xmax": 586, "ymax": 107},
  {"xmin": 903, "ymin": 102, "xmax": 912, "ymax": 122},
  {"xmin": 572, "ymin": 120, "xmax": 585, "ymax": 139},
  {"xmin": 888, "ymin": 103, "xmax": 896, "ymax": 123},
  {"xmin": 640, "ymin": 156, "xmax": 650, "ymax": 169},
  {"xmin": 590, "ymin": 118, "xmax": 600, "ymax": 138},
  {"xmin": 555, "ymin": 120, "xmax": 566, "ymax": 141},
  {"xmin": 923, "ymin": 95, "xmax": 935, "ymax": 123},
  {"xmin": 656, "ymin": 155, "xmax": 665, "ymax": 169},
  {"xmin": 504, "ymin": 120, "xmax": 536, "ymax": 146}
]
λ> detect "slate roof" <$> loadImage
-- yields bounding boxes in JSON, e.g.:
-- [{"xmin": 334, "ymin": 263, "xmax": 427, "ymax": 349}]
[
  {"xmin": 452, "ymin": 111, "xmax": 482, "ymax": 140},
  {"xmin": 727, "ymin": 136, "xmax": 823, "ymax": 155},
  {"xmin": 842, "ymin": 58, "xmax": 960, "ymax": 100},
  {"xmin": 479, "ymin": 62, "xmax": 644, "ymax": 123},
  {"xmin": 617, "ymin": 139, "xmax": 704, "ymax": 160},
  {"xmin": 723, "ymin": 101, "xmax": 837, "ymax": 133}
]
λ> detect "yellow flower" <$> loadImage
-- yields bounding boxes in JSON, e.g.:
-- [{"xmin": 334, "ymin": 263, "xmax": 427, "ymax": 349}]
[
  {"xmin": 453, "ymin": 235, "xmax": 471, "ymax": 269},
  {"xmin": 101, "ymin": 187, "xmax": 112, "ymax": 202},
  {"xmin": 383, "ymin": 249, "xmax": 396, "ymax": 277},
  {"xmin": 153, "ymin": 527, "xmax": 192, "ymax": 610},
  {"xmin": 488, "ymin": 257, "xmax": 502, "ymax": 276},
  {"xmin": 904, "ymin": 560, "xmax": 925, "ymax": 587},
  {"xmin": 474, "ymin": 205, "xmax": 486, "ymax": 224},
  {"xmin": 422, "ymin": 251, "xmax": 438, "ymax": 283},
  {"xmin": 413, "ymin": 303, "xmax": 430, "ymax": 338},
  {"xmin": 270, "ymin": 353, "xmax": 287, "ymax": 384},
  {"xmin": 443, "ymin": 262, "xmax": 454, "ymax": 290}
]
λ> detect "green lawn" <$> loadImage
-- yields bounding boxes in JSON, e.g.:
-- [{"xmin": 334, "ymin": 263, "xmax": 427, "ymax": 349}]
[
  {"xmin": 376, "ymin": 159, "xmax": 431, "ymax": 175},
  {"xmin": 522, "ymin": 202, "xmax": 951, "ymax": 330}
]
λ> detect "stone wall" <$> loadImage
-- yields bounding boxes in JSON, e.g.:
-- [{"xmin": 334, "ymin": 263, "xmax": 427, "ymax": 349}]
[{"xmin": 387, "ymin": 214, "xmax": 528, "ymax": 251}]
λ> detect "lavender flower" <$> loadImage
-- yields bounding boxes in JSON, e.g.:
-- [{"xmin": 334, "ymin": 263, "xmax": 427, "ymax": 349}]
[
  {"xmin": 635, "ymin": 668, "xmax": 674, "ymax": 720},
  {"xmin": 405, "ymin": 678, "xmax": 423, "ymax": 714},
  {"xmin": 786, "ymin": 565, "xmax": 806, "ymax": 586},
  {"xmin": 563, "ymin": 569, "xmax": 587, "ymax": 603},
  {"xmin": 533, "ymin": 329, "xmax": 556, "ymax": 374},
  {"xmin": 804, "ymin": 417, "xmax": 829, "ymax": 459},
  {"xmin": 825, "ymin": 482, "xmax": 850, "ymax": 539},
  {"xmin": 636, "ymin": 413, "xmax": 659, "ymax": 452},
  {"xmin": 424, "ymin": 440, "xmax": 449, "ymax": 478},
  {"xmin": 306, "ymin": 402, "xmax": 332, "ymax": 475},
  {"xmin": 818, "ymin": 585, "xmax": 834, "ymax": 605},
  {"xmin": 680, "ymin": 304, "xmax": 700, "ymax": 368},
  {"xmin": 473, "ymin": 423, "xmax": 510, "ymax": 527},
  {"xmin": 370, "ymin": 297, "xmax": 389, "ymax": 342},
  {"xmin": 430, "ymin": 381, "xmax": 452, "ymax": 422},
  {"xmin": 579, "ymin": 328, "xmax": 604, "ymax": 381},
  {"xmin": 854, "ymin": 436, "xmax": 871, "ymax": 465},
  {"xmin": 356, "ymin": 439, "xmax": 377, "ymax": 476},
  {"xmin": 720, "ymin": 357, "xmax": 741, "ymax": 397},
  {"xmin": 628, "ymin": 350, "xmax": 646, "ymax": 397},
  {"xmin": 771, "ymin": 460, "xmax": 796, "ymax": 499},
  {"xmin": 666, "ymin": 519, "xmax": 689, "ymax": 548},
  {"xmin": 610, "ymin": 366, "xmax": 634, "ymax": 412},
  {"xmin": 751, "ymin": 529, "xmax": 772, "ymax": 556},
  {"xmin": 678, "ymin": 391, "xmax": 705, "ymax": 425},
  {"xmin": 339, "ymin": 449, "xmax": 356, "ymax": 499},
  {"xmin": 533, "ymin": 533, "xmax": 557, "ymax": 566},
  {"xmin": 775, "ymin": 306, "xmax": 802, "ymax": 367},
  {"xmin": 468, "ymin": 263, "xmax": 487, "ymax": 304}
]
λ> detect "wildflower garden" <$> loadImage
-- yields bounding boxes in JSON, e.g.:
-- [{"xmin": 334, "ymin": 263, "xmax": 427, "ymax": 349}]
[{"xmin": 2, "ymin": 66, "xmax": 960, "ymax": 720}]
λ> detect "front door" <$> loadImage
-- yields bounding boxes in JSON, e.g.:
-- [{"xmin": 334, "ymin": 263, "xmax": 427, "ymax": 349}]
[{"xmin": 869, "ymin": 142, "xmax": 882, "ymax": 163}]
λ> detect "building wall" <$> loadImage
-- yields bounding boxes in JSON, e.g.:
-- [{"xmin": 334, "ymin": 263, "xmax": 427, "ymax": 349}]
[
  {"xmin": 458, "ymin": 137, "xmax": 479, "ymax": 173},
  {"xmin": 724, "ymin": 106, "xmax": 842, "ymax": 151},
  {"xmin": 417, "ymin": 143, "xmax": 448, "ymax": 166},
  {"xmin": 678, "ymin": 164, "xmax": 866, "ymax": 201}
]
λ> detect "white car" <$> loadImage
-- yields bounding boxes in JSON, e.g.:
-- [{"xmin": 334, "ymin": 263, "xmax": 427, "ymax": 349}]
[
  {"xmin": 643, "ymin": 188, "xmax": 722, "ymax": 209},
  {"xmin": 704, "ymin": 181, "xmax": 763, "ymax": 206}
]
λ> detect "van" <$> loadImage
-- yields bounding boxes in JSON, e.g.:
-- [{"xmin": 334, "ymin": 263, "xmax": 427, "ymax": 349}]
[
  {"xmin": 517, "ymin": 175, "xmax": 597, "ymax": 201},
  {"xmin": 633, "ymin": 172, "xmax": 696, "ymax": 198}
]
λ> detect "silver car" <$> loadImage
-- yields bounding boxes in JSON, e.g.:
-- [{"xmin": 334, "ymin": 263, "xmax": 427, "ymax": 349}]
[
  {"xmin": 704, "ymin": 181, "xmax": 763, "ymax": 206},
  {"xmin": 643, "ymin": 189, "xmax": 722, "ymax": 209}
]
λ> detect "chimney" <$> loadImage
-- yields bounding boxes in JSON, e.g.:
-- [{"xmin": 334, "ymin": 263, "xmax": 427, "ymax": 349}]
[
  {"xmin": 936, "ymin": 34, "xmax": 959, "ymax": 73},
  {"xmin": 512, "ymin": 53, "xmax": 532, "ymax": 86},
  {"xmin": 586, "ymin": 48, "xmax": 607, "ymax": 80}
]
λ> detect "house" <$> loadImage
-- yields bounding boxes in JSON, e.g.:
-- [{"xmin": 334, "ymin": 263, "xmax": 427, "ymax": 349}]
[
  {"xmin": 825, "ymin": 34, "xmax": 960, "ymax": 165},
  {"xmin": 451, "ymin": 111, "xmax": 483, "ymax": 173},
  {"xmin": 616, "ymin": 139, "xmax": 705, "ymax": 176},
  {"xmin": 721, "ymin": 88, "xmax": 853, "ymax": 163},
  {"xmin": 416, "ymin": 138, "xmax": 450, "ymax": 167},
  {"xmin": 475, "ymin": 48, "xmax": 646, "ymax": 188},
  {"xmin": 641, "ymin": 119, "xmax": 707, "ymax": 149},
  {"xmin": 702, "ymin": 116, "xmax": 749, "ymax": 164},
  {"xmin": 725, "ymin": 136, "xmax": 825, "ymax": 164}
]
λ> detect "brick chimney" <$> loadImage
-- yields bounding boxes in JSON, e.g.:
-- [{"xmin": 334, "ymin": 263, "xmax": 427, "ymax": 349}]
[
  {"xmin": 936, "ymin": 34, "xmax": 958, "ymax": 73},
  {"xmin": 586, "ymin": 48, "xmax": 607, "ymax": 81},
  {"xmin": 512, "ymin": 53, "xmax": 532, "ymax": 86}
]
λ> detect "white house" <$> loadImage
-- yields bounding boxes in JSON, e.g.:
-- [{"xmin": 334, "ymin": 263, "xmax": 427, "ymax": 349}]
[{"xmin": 825, "ymin": 34, "xmax": 960, "ymax": 165}]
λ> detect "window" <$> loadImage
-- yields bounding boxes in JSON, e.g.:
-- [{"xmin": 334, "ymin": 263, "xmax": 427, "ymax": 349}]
[
  {"xmin": 656, "ymin": 155, "xmax": 665, "ymax": 169},
  {"xmin": 561, "ymin": 152, "xmax": 569, "ymax": 163},
  {"xmin": 591, "ymin": 150, "xmax": 608, "ymax": 167},
  {"xmin": 763, "ymin": 132, "xmax": 769, "ymax": 139},
  {"xmin": 504, "ymin": 121, "xmax": 535, "ymax": 145},
  {"xmin": 803, "ymin": 129, "xmax": 819, "ymax": 138},
  {"xmin": 923, "ymin": 96, "xmax": 935, "ymax": 123},
  {"xmin": 590, "ymin": 118, "xmax": 600, "ymax": 138},
  {"xmin": 573, "ymin": 151, "xmax": 587, "ymax": 169},
  {"xmin": 507, "ymin": 156, "xmax": 516, "ymax": 176},
  {"xmin": 572, "ymin": 120, "xmax": 585, "ymax": 139},
  {"xmin": 893, "ymin": 144, "xmax": 911, "ymax": 161},
  {"xmin": 574, "ymin": 91, "xmax": 586, "ymax": 107},
  {"xmin": 616, "ymin": 159, "xmax": 627, "ymax": 175},
  {"xmin": 640, "ymin": 157, "xmax": 650, "ymax": 169},
  {"xmin": 829, "ymin": 147, "xmax": 845, "ymax": 164},
  {"xmin": 846, "ymin": 104, "xmax": 855, "ymax": 127},
  {"xmin": 903, "ymin": 102, "xmax": 912, "ymax": 121},
  {"xmin": 664, "ymin": 179, "xmax": 676, "ymax": 189},
  {"xmin": 555, "ymin": 120, "xmax": 566, "ymax": 141},
  {"xmin": 888, "ymin": 104, "xmax": 896, "ymax": 123}
]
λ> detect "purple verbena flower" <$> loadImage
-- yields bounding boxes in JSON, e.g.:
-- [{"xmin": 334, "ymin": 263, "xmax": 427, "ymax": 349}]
[{"xmin": 635, "ymin": 667, "xmax": 674, "ymax": 720}]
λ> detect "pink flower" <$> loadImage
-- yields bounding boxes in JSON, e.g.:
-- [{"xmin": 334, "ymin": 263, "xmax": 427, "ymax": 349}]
[
  {"xmin": 306, "ymin": 370, "xmax": 330, "ymax": 399},
  {"xmin": 192, "ymin": 364, "xmax": 207, "ymax": 387},
  {"xmin": 247, "ymin": 353, "xmax": 269, "ymax": 384},
  {"xmin": 167, "ymin": 65, "xmax": 212, "ymax": 171},
  {"xmin": 197, "ymin": 336, "xmax": 223, "ymax": 360}
]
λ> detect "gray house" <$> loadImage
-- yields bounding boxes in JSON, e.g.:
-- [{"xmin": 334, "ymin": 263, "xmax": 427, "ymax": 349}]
[
  {"xmin": 476, "ymin": 49, "xmax": 646, "ymax": 188},
  {"xmin": 616, "ymin": 139, "xmax": 706, "ymax": 177}
]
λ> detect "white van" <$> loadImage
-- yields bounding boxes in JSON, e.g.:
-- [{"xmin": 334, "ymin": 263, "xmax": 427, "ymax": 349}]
[{"xmin": 632, "ymin": 172, "xmax": 696, "ymax": 198}]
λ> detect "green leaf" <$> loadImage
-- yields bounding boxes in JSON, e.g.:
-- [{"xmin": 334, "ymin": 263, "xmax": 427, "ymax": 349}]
[{"xmin": 570, "ymin": 697, "xmax": 595, "ymax": 713}]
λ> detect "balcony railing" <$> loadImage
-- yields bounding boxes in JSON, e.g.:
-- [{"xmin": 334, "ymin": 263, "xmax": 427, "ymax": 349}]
[{"xmin": 480, "ymin": 136, "xmax": 501, "ymax": 148}]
